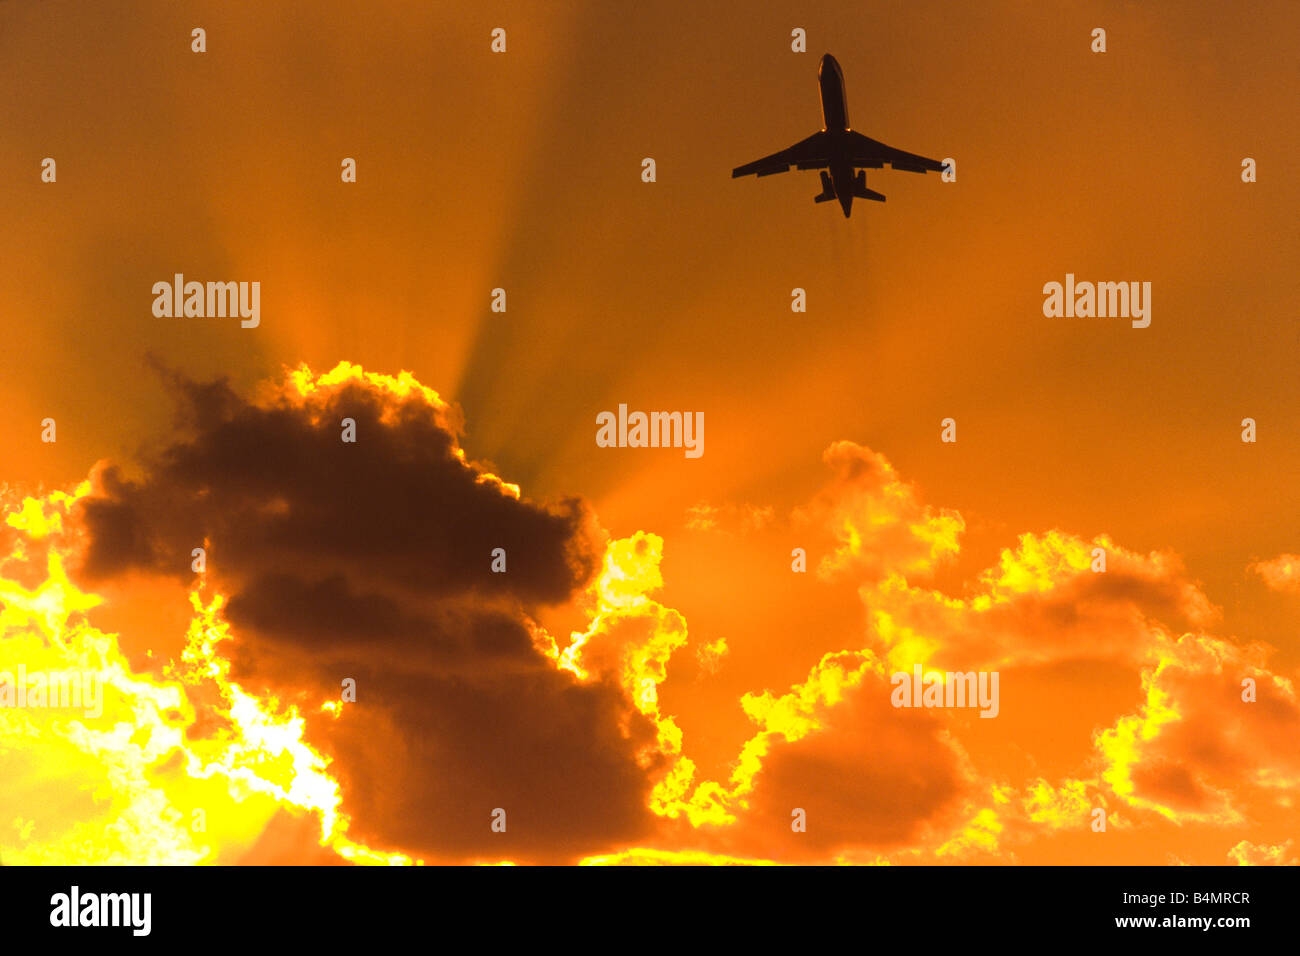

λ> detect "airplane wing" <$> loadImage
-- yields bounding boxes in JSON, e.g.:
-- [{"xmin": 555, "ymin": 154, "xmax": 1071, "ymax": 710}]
[
  {"xmin": 847, "ymin": 131, "xmax": 947, "ymax": 173},
  {"xmin": 731, "ymin": 131, "xmax": 829, "ymax": 178}
]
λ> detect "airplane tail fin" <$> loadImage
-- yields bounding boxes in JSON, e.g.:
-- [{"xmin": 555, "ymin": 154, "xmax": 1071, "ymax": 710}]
[{"xmin": 853, "ymin": 170, "xmax": 885, "ymax": 202}]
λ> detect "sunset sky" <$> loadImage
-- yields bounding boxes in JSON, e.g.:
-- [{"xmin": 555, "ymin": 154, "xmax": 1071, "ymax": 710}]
[{"xmin": 0, "ymin": 0, "xmax": 1297, "ymax": 865}]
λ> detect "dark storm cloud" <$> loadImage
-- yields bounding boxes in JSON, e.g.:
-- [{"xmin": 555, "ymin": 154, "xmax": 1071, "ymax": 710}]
[
  {"xmin": 222, "ymin": 572, "xmax": 535, "ymax": 660},
  {"xmin": 79, "ymin": 369, "xmax": 596, "ymax": 603},
  {"xmin": 308, "ymin": 660, "xmax": 661, "ymax": 861},
  {"xmin": 73, "ymin": 366, "xmax": 658, "ymax": 860}
]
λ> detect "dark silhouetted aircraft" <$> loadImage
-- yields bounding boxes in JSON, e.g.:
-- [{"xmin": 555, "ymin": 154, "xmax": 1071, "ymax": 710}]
[{"xmin": 732, "ymin": 53, "xmax": 947, "ymax": 217}]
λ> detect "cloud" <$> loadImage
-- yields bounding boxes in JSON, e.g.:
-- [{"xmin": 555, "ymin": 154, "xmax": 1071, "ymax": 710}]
[
  {"xmin": 730, "ymin": 662, "xmax": 972, "ymax": 859},
  {"xmin": 71, "ymin": 362, "xmax": 660, "ymax": 861},
  {"xmin": 1228, "ymin": 839, "xmax": 1298, "ymax": 865},
  {"xmin": 1095, "ymin": 631, "xmax": 1300, "ymax": 826},
  {"xmin": 637, "ymin": 442, "xmax": 1299, "ymax": 862},
  {"xmin": 794, "ymin": 441, "xmax": 964, "ymax": 583},
  {"xmin": 865, "ymin": 529, "xmax": 1219, "ymax": 676},
  {"xmin": 78, "ymin": 362, "xmax": 596, "ymax": 604},
  {"xmin": 1251, "ymin": 554, "xmax": 1300, "ymax": 594},
  {"xmin": 7, "ymin": 409, "xmax": 1296, "ymax": 865},
  {"xmin": 685, "ymin": 502, "xmax": 774, "ymax": 534}
]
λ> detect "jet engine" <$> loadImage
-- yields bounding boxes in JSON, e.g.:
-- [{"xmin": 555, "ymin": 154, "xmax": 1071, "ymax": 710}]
[
  {"xmin": 852, "ymin": 169, "xmax": 886, "ymax": 202},
  {"xmin": 814, "ymin": 170, "xmax": 836, "ymax": 203}
]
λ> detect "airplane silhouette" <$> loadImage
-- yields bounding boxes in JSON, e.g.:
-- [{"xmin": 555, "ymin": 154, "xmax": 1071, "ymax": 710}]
[{"xmin": 732, "ymin": 53, "xmax": 947, "ymax": 217}]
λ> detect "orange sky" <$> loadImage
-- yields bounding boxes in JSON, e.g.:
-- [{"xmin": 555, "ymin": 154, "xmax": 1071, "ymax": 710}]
[{"xmin": 0, "ymin": 1, "xmax": 1297, "ymax": 865}]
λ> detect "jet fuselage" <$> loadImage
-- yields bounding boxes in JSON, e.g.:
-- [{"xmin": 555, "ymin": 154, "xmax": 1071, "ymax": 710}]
[{"xmin": 818, "ymin": 54, "xmax": 856, "ymax": 217}]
